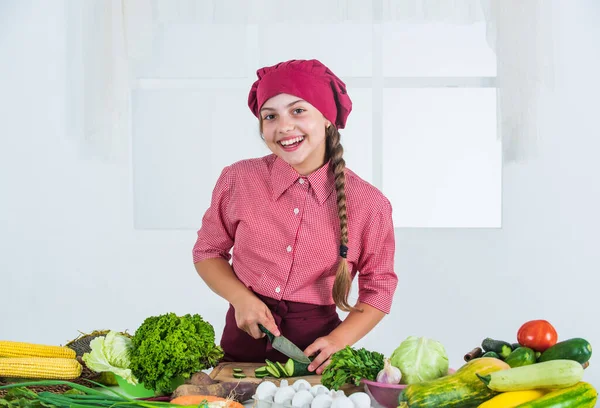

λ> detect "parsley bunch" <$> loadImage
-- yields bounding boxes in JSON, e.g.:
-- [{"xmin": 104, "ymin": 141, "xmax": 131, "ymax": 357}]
[
  {"xmin": 321, "ymin": 346, "xmax": 385, "ymax": 390},
  {"xmin": 129, "ymin": 313, "xmax": 223, "ymax": 395}
]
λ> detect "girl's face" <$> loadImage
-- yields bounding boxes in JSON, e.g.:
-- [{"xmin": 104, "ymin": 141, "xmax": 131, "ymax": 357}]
[{"xmin": 260, "ymin": 93, "xmax": 330, "ymax": 175}]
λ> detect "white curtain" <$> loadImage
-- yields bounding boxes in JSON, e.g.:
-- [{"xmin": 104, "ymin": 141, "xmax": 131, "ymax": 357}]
[{"xmin": 71, "ymin": 0, "xmax": 555, "ymax": 162}]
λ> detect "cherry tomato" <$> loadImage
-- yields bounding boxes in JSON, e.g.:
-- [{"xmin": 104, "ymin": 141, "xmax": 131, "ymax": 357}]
[{"xmin": 517, "ymin": 320, "xmax": 558, "ymax": 352}]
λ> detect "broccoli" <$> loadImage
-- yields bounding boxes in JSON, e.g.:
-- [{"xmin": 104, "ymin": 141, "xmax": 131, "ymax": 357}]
[{"xmin": 129, "ymin": 313, "xmax": 223, "ymax": 395}]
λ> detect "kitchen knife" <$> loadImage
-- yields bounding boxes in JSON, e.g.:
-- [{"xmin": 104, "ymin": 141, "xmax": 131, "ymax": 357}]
[{"xmin": 258, "ymin": 324, "xmax": 312, "ymax": 364}]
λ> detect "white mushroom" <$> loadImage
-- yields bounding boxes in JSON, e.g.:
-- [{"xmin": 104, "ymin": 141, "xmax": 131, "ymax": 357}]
[
  {"xmin": 292, "ymin": 379, "xmax": 312, "ymax": 392},
  {"xmin": 274, "ymin": 386, "xmax": 297, "ymax": 404},
  {"xmin": 291, "ymin": 390, "xmax": 314, "ymax": 408},
  {"xmin": 280, "ymin": 379, "xmax": 290, "ymax": 388},
  {"xmin": 330, "ymin": 396, "xmax": 354, "ymax": 408},
  {"xmin": 256, "ymin": 381, "xmax": 279, "ymax": 400},
  {"xmin": 310, "ymin": 385, "xmax": 329, "ymax": 397},
  {"xmin": 348, "ymin": 392, "xmax": 371, "ymax": 408},
  {"xmin": 311, "ymin": 393, "xmax": 333, "ymax": 408}
]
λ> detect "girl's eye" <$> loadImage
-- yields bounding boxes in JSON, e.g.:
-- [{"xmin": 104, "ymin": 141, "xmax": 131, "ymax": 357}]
[
  {"xmin": 263, "ymin": 114, "xmax": 275, "ymax": 120},
  {"xmin": 293, "ymin": 108, "xmax": 305, "ymax": 114}
]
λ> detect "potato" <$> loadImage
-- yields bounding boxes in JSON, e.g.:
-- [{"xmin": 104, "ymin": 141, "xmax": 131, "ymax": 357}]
[
  {"xmin": 172, "ymin": 382, "xmax": 259, "ymax": 403},
  {"xmin": 186, "ymin": 371, "xmax": 218, "ymax": 386}
]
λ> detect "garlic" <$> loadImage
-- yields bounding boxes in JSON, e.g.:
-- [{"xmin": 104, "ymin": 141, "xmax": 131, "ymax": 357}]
[{"xmin": 376, "ymin": 358, "xmax": 402, "ymax": 384}]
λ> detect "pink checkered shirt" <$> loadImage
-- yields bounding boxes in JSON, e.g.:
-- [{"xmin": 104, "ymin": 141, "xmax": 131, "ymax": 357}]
[{"xmin": 193, "ymin": 155, "xmax": 397, "ymax": 313}]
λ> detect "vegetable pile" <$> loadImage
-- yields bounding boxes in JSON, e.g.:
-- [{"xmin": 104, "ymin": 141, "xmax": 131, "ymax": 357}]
[{"xmin": 0, "ymin": 316, "xmax": 596, "ymax": 408}]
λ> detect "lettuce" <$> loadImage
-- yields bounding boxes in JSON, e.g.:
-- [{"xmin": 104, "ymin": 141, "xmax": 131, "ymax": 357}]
[
  {"xmin": 128, "ymin": 313, "xmax": 223, "ymax": 395},
  {"xmin": 390, "ymin": 336, "xmax": 449, "ymax": 384},
  {"xmin": 82, "ymin": 331, "xmax": 137, "ymax": 385}
]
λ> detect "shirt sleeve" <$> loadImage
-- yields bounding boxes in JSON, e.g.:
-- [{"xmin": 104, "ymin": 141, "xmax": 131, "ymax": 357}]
[
  {"xmin": 356, "ymin": 199, "xmax": 398, "ymax": 314},
  {"xmin": 192, "ymin": 166, "xmax": 236, "ymax": 263}
]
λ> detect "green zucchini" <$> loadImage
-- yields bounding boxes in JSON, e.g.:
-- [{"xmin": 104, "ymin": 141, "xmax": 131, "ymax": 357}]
[
  {"xmin": 477, "ymin": 359, "xmax": 584, "ymax": 392},
  {"xmin": 504, "ymin": 347, "xmax": 536, "ymax": 368},
  {"xmin": 513, "ymin": 381, "xmax": 597, "ymax": 408},
  {"xmin": 398, "ymin": 358, "xmax": 510, "ymax": 408},
  {"xmin": 511, "ymin": 343, "xmax": 520, "ymax": 350},
  {"xmin": 538, "ymin": 338, "xmax": 592, "ymax": 364},
  {"xmin": 481, "ymin": 338, "xmax": 512, "ymax": 359},
  {"xmin": 481, "ymin": 351, "xmax": 500, "ymax": 359}
]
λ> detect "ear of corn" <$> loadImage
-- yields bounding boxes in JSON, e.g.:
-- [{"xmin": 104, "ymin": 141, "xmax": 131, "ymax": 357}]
[
  {"xmin": 0, "ymin": 341, "xmax": 76, "ymax": 359},
  {"xmin": 0, "ymin": 357, "xmax": 82, "ymax": 379}
]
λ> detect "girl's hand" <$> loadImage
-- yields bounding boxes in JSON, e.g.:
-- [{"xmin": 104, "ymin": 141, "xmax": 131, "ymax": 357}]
[
  {"xmin": 232, "ymin": 293, "xmax": 280, "ymax": 339},
  {"xmin": 304, "ymin": 335, "xmax": 345, "ymax": 375}
]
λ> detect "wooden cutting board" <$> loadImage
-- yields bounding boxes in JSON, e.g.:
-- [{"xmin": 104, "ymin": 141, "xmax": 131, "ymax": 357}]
[{"xmin": 209, "ymin": 362, "xmax": 363, "ymax": 395}]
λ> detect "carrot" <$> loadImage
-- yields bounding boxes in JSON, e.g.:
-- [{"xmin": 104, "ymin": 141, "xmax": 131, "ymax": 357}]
[{"xmin": 170, "ymin": 395, "xmax": 244, "ymax": 408}]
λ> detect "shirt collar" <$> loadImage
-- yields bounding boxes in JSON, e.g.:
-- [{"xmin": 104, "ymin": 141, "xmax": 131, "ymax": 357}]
[{"xmin": 269, "ymin": 155, "xmax": 336, "ymax": 205}]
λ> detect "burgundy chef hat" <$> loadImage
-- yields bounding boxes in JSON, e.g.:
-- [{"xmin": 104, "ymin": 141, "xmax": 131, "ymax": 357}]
[{"xmin": 248, "ymin": 59, "xmax": 352, "ymax": 129}]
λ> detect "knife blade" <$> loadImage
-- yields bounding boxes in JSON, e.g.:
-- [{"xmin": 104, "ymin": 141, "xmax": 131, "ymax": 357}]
[{"xmin": 258, "ymin": 324, "xmax": 312, "ymax": 364}]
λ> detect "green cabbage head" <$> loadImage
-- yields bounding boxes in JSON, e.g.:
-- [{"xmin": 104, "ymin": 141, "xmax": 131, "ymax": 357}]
[{"xmin": 390, "ymin": 336, "xmax": 449, "ymax": 384}]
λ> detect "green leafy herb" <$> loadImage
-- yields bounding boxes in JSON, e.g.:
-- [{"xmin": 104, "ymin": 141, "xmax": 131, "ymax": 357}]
[
  {"xmin": 129, "ymin": 313, "xmax": 223, "ymax": 395},
  {"xmin": 0, "ymin": 387, "xmax": 44, "ymax": 408},
  {"xmin": 321, "ymin": 346, "xmax": 385, "ymax": 390}
]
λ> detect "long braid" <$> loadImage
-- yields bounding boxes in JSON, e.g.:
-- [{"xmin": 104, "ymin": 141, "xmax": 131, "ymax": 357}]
[{"xmin": 327, "ymin": 126, "xmax": 361, "ymax": 313}]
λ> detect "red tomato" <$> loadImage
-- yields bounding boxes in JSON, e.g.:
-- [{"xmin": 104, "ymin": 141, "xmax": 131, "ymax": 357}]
[{"xmin": 517, "ymin": 320, "xmax": 558, "ymax": 352}]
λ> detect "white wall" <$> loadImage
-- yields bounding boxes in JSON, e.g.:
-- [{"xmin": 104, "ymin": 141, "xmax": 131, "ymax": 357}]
[{"xmin": 1, "ymin": 0, "xmax": 599, "ymax": 389}]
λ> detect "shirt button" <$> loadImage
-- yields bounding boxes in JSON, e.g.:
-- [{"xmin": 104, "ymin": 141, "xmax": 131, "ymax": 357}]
[
  {"xmin": 275, "ymin": 286, "xmax": 281, "ymax": 293},
  {"xmin": 298, "ymin": 179, "xmax": 305, "ymax": 184},
  {"xmin": 286, "ymin": 245, "xmax": 292, "ymax": 252},
  {"xmin": 293, "ymin": 208, "xmax": 299, "ymax": 215}
]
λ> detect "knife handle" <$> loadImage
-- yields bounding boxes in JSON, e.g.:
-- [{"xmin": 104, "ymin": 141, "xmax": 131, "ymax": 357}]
[{"xmin": 258, "ymin": 324, "xmax": 275, "ymax": 342}]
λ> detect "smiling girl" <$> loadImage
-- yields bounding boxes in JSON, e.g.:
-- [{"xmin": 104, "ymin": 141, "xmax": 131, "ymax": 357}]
[{"xmin": 193, "ymin": 59, "xmax": 398, "ymax": 374}]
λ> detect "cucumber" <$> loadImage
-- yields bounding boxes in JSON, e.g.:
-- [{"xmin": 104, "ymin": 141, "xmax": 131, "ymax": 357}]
[
  {"xmin": 232, "ymin": 368, "xmax": 244, "ymax": 373},
  {"xmin": 481, "ymin": 351, "xmax": 500, "ymax": 359},
  {"xmin": 284, "ymin": 359, "xmax": 295, "ymax": 377},
  {"xmin": 286, "ymin": 358, "xmax": 312, "ymax": 377},
  {"xmin": 481, "ymin": 338, "xmax": 513, "ymax": 359},
  {"xmin": 514, "ymin": 381, "xmax": 597, "ymax": 408},
  {"xmin": 504, "ymin": 347, "xmax": 536, "ymax": 368},
  {"xmin": 477, "ymin": 359, "xmax": 584, "ymax": 392},
  {"xmin": 265, "ymin": 360, "xmax": 281, "ymax": 378},
  {"xmin": 275, "ymin": 361, "xmax": 289, "ymax": 377},
  {"xmin": 233, "ymin": 372, "xmax": 246, "ymax": 379},
  {"xmin": 538, "ymin": 338, "xmax": 592, "ymax": 364},
  {"xmin": 254, "ymin": 366, "xmax": 268, "ymax": 378}
]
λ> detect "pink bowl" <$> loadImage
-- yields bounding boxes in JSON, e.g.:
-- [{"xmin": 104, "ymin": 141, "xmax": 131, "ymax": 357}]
[
  {"xmin": 361, "ymin": 379, "xmax": 406, "ymax": 408},
  {"xmin": 362, "ymin": 369, "xmax": 456, "ymax": 408}
]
